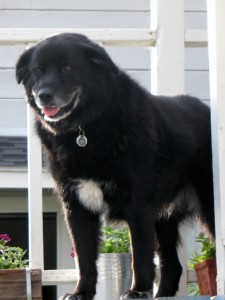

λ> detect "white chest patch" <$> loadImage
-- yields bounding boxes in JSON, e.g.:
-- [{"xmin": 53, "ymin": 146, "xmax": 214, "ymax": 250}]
[{"xmin": 76, "ymin": 179, "xmax": 104, "ymax": 213}]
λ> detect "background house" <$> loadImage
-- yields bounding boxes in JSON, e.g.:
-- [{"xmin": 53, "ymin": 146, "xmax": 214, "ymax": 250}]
[{"xmin": 0, "ymin": 0, "xmax": 209, "ymax": 299}]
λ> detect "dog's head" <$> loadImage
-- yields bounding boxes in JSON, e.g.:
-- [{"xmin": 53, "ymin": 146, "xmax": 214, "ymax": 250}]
[{"xmin": 16, "ymin": 33, "xmax": 119, "ymax": 129}]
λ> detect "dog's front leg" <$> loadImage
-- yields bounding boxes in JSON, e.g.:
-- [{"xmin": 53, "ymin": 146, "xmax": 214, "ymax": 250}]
[
  {"xmin": 60, "ymin": 199, "xmax": 101, "ymax": 300},
  {"xmin": 122, "ymin": 210, "xmax": 155, "ymax": 299}
]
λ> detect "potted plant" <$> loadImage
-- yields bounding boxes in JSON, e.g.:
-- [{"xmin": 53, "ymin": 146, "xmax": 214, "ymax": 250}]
[
  {"xmin": 97, "ymin": 226, "xmax": 132, "ymax": 300},
  {"xmin": 0, "ymin": 234, "xmax": 42, "ymax": 299},
  {"xmin": 99, "ymin": 226, "xmax": 130, "ymax": 254},
  {"xmin": 188, "ymin": 233, "xmax": 216, "ymax": 296}
]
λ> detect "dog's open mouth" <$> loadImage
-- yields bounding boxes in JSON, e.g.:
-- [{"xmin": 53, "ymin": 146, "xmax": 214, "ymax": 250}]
[
  {"xmin": 42, "ymin": 106, "xmax": 60, "ymax": 117},
  {"xmin": 41, "ymin": 102, "xmax": 74, "ymax": 122},
  {"xmin": 41, "ymin": 102, "xmax": 75, "ymax": 122}
]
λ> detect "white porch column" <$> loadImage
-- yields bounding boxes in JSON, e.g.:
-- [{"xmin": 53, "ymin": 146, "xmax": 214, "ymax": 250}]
[
  {"xmin": 151, "ymin": 0, "xmax": 187, "ymax": 295},
  {"xmin": 151, "ymin": 0, "xmax": 185, "ymax": 95},
  {"xmin": 27, "ymin": 105, "xmax": 44, "ymax": 269},
  {"xmin": 207, "ymin": 0, "xmax": 225, "ymax": 295}
]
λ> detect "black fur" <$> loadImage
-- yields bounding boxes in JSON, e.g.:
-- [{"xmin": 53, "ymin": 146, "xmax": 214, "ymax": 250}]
[{"xmin": 16, "ymin": 33, "xmax": 214, "ymax": 300}]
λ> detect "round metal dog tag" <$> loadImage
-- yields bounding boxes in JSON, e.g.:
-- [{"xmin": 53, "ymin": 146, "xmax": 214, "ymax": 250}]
[{"xmin": 76, "ymin": 135, "xmax": 88, "ymax": 147}]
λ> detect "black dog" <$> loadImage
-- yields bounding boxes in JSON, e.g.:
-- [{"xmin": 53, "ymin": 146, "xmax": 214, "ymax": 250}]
[{"xmin": 16, "ymin": 33, "xmax": 214, "ymax": 300}]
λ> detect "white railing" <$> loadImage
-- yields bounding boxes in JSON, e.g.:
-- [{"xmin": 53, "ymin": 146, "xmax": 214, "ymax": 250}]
[
  {"xmin": 0, "ymin": 0, "xmax": 224, "ymax": 295},
  {"xmin": 0, "ymin": 28, "xmax": 207, "ymax": 47}
]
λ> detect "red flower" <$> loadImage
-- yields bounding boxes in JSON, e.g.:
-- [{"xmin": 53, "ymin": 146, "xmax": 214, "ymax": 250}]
[
  {"xmin": 70, "ymin": 247, "xmax": 75, "ymax": 258},
  {"xmin": 0, "ymin": 234, "xmax": 11, "ymax": 242}
]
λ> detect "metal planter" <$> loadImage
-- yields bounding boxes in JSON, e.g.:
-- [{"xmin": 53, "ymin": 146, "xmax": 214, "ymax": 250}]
[{"xmin": 96, "ymin": 253, "xmax": 132, "ymax": 300}]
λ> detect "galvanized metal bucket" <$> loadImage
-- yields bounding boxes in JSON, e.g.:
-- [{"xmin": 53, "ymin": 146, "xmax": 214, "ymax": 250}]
[{"xmin": 96, "ymin": 253, "xmax": 132, "ymax": 300}]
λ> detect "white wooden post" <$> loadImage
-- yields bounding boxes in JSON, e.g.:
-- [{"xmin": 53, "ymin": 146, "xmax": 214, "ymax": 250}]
[
  {"xmin": 151, "ymin": 0, "xmax": 188, "ymax": 295},
  {"xmin": 207, "ymin": 0, "xmax": 225, "ymax": 294},
  {"xmin": 27, "ymin": 105, "xmax": 44, "ymax": 269},
  {"xmin": 151, "ymin": 0, "xmax": 185, "ymax": 95}
]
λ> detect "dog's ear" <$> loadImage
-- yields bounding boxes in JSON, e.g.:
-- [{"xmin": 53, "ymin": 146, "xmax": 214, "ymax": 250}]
[
  {"xmin": 16, "ymin": 47, "xmax": 34, "ymax": 84},
  {"xmin": 83, "ymin": 43, "xmax": 119, "ymax": 76}
]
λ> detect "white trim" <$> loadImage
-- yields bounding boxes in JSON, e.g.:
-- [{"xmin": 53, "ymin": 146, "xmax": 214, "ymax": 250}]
[
  {"xmin": 151, "ymin": 0, "xmax": 185, "ymax": 95},
  {"xmin": 42, "ymin": 269, "xmax": 78, "ymax": 285},
  {"xmin": 207, "ymin": 0, "xmax": 225, "ymax": 294},
  {"xmin": 0, "ymin": 169, "xmax": 53, "ymax": 188},
  {"xmin": 0, "ymin": 28, "xmax": 156, "ymax": 47},
  {"xmin": 27, "ymin": 106, "xmax": 44, "ymax": 270},
  {"xmin": 0, "ymin": 28, "xmax": 207, "ymax": 47},
  {"xmin": 42, "ymin": 268, "xmax": 196, "ymax": 286},
  {"xmin": 0, "ymin": 128, "xmax": 27, "ymax": 136}
]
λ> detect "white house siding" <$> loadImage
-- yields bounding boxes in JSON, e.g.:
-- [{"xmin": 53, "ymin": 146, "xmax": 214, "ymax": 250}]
[{"xmin": 184, "ymin": 0, "xmax": 209, "ymax": 104}]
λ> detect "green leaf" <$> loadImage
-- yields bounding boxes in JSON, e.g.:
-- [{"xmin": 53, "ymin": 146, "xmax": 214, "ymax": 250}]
[
  {"xmin": 187, "ymin": 283, "xmax": 200, "ymax": 296},
  {"xmin": 187, "ymin": 233, "xmax": 216, "ymax": 268},
  {"xmin": 99, "ymin": 226, "xmax": 130, "ymax": 253},
  {"xmin": 0, "ymin": 240, "xmax": 28, "ymax": 269}
]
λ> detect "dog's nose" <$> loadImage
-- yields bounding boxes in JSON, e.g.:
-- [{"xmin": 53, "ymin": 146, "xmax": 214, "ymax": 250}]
[{"xmin": 38, "ymin": 88, "xmax": 53, "ymax": 104}]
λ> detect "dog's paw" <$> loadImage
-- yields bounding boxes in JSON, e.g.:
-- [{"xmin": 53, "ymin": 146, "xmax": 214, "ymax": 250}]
[
  {"xmin": 120, "ymin": 290, "xmax": 152, "ymax": 299},
  {"xmin": 58, "ymin": 293, "xmax": 93, "ymax": 300}
]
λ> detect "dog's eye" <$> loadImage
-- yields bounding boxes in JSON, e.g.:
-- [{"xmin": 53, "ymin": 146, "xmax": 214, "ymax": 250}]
[
  {"xmin": 32, "ymin": 67, "xmax": 43, "ymax": 76},
  {"xmin": 61, "ymin": 64, "xmax": 71, "ymax": 73}
]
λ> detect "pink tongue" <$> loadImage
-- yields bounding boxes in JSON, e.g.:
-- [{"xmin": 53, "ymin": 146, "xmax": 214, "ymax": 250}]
[{"xmin": 43, "ymin": 106, "xmax": 60, "ymax": 117}]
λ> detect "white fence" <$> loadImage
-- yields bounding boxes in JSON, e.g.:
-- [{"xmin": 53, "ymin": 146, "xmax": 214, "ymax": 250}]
[{"xmin": 0, "ymin": 0, "xmax": 224, "ymax": 295}]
